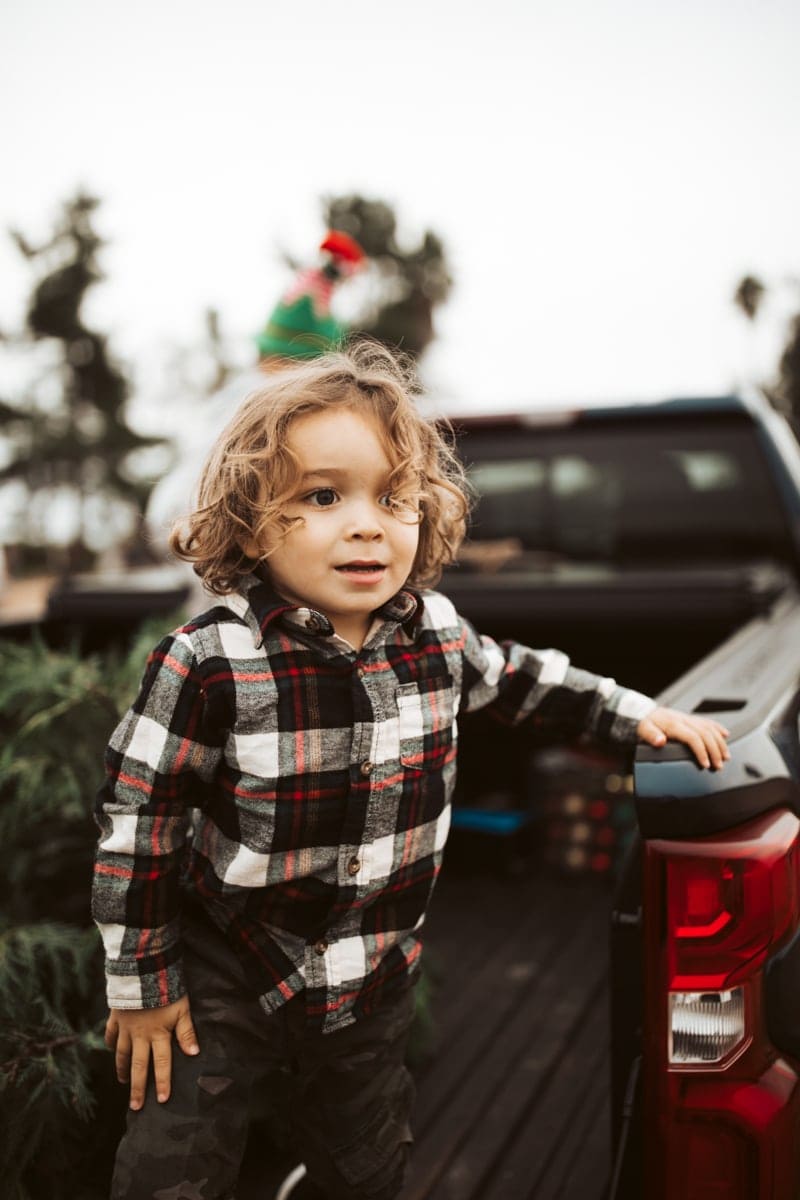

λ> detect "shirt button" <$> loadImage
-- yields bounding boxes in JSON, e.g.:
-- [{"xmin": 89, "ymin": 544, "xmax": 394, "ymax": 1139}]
[
  {"xmin": 314, "ymin": 939, "xmax": 328, "ymax": 956},
  {"xmin": 347, "ymin": 857, "xmax": 361, "ymax": 876},
  {"xmin": 360, "ymin": 760, "xmax": 374, "ymax": 776}
]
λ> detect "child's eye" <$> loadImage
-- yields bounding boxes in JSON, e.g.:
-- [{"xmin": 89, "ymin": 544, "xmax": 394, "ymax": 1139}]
[
  {"xmin": 378, "ymin": 493, "xmax": 394, "ymax": 508},
  {"xmin": 305, "ymin": 488, "xmax": 339, "ymax": 507}
]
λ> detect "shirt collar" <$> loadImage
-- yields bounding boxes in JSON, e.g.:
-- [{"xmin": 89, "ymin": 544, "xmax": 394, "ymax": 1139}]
[{"xmin": 222, "ymin": 572, "xmax": 422, "ymax": 648}]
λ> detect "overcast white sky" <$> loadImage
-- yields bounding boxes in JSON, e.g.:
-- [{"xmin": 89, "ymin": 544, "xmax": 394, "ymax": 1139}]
[{"xmin": 1, "ymin": 0, "xmax": 799, "ymax": 421}]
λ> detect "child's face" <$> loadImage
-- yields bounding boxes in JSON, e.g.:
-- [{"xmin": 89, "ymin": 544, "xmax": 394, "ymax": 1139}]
[{"xmin": 254, "ymin": 406, "xmax": 421, "ymax": 649}]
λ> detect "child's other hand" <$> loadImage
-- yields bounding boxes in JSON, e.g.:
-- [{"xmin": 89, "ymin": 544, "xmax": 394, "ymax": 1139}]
[
  {"xmin": 105, "ymin": 996, "xmax": 199, "ymax": 1110},
  {"xmin": 636, "ymin": 706, "xmax": 730, "ymax": 770}
]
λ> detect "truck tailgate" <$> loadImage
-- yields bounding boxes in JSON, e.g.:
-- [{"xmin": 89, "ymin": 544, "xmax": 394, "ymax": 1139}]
[{"xmin": 612, "ymin": 586, "xmax": 800, "ymax": 1199}]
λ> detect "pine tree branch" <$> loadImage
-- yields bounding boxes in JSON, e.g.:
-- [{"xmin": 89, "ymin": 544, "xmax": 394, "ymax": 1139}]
[{"xmin": 1, "ymin": 1033, "xmax": 87, "ymax": 1085}]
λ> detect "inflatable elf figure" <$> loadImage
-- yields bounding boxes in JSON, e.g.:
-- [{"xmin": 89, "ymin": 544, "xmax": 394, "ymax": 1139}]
[{"xmin": 255, "ymin": 229, "xmax": 365, "ymax": 362}]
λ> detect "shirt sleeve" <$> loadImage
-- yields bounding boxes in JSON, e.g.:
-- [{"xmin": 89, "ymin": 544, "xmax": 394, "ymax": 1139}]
[
  {"xmin": 458, "ymin": 616, "xmax": 656, "ymax": 744},
  {"xmin": 91, "ymin": 632, "xmax": 223, "ymax": 1010}
]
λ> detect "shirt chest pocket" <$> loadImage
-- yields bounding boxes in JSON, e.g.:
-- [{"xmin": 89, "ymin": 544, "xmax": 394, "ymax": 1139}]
[{"xmin": 396, "ymin": 676, "xmax": 455, "ymax": 771}]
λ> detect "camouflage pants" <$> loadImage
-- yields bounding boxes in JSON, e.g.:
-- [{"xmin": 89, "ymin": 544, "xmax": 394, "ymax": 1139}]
[{"xmin": 110, "ymin": 908, "xmax": 416, "ymax": 1200}]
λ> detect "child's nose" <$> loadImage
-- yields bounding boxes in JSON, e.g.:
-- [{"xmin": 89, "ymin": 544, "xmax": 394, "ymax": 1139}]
[
  {"xmin": 346, "ymin": 499, "xmax": 384, "ymax": 539},
  {"xmin": 350, "ymin": 521, "xmax": 383, "ymax": 540}
]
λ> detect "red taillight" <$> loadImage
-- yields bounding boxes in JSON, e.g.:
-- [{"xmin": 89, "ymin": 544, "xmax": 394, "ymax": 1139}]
[
  {"xmin": 643, "ymin": 808, "xmax": 800, "ymax": 1200},
  {"xmin": 673, "ymin": 862, "xmax": 734, "ymax": 938},
  {"xmin": 664, "ymin": 811, "xmax": 800, "ymax": 990}
]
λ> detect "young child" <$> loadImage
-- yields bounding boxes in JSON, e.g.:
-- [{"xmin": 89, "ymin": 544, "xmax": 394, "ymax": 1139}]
[{"xmin": 92, "ymin": 341, "xmax": 729, "ymax": 1200}]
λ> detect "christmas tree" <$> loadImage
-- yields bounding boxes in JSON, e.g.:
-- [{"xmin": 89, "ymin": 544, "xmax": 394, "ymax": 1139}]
[{"xmin": 0, "ymin": 624, "xmax": 174, "ymax": 1199}]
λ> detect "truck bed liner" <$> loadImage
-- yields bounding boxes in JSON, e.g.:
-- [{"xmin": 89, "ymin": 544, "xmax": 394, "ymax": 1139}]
[{"xmin": 402, "ymin": 864, "xmax": 610, "ymax": 1200}]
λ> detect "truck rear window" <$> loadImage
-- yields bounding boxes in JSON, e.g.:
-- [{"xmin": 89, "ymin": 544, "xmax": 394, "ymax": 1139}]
[{"xmin": 457, "ymin": 416, "xmax": 789, "ymax": 566}]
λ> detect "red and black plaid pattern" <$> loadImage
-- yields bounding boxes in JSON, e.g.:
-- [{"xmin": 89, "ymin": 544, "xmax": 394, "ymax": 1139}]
[{"xmin": 92, "ymin": 574, "xmax": 654, "ymax": 1032}]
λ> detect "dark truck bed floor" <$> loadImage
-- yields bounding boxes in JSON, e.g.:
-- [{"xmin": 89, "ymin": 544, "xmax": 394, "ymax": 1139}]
[
  {"xmin": 401, "ymin": 855, "xmax": 611, "ymax": 1200},
  {"xmin": 239, "ymin": 849, "xmax": 612, "ymax": 1200}
]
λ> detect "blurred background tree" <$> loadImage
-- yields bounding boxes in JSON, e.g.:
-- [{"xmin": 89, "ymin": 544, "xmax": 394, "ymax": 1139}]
[
  {"xmin": 155, "ymin": 304, "xmax": 238, "ymax": 416},
  {"xmin": 734, "ymin": 272, "xmax": 800, "ymax": 435},
  {"xmin": 320, "ymin": 194, "xmax": 452, "ymax": 359},
  {"xmin": 0, "ymin": 192, "xmax": 168, "ymax": 575}
]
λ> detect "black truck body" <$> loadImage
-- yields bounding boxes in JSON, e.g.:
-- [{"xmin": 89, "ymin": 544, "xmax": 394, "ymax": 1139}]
[{"xmin": 439, "ymin": 391, "xmax": 800, "ymax": 1199}]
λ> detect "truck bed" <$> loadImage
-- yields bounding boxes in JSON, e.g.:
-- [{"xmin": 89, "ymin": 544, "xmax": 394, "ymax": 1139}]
[{"xmin": 401, "ymin": 860, "xmax": 611, "ymax": 1200}]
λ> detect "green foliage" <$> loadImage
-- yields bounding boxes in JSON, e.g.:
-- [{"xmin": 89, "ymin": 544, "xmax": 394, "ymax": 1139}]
[
  {"xmin": 322, "ymin": 194, "xmax": 452, "ymax": 359},
  {"xmin": 0, "ymin": 617, "xmax": 183, "ymax": 923},
  {"xmin": 0, "ymin": 621, "xmax": 182, "ymax": 1197},
  {"xmin": 0, "ymin": 924, "xmax": 117, "ymax": 1200},
  {"xmin": 0, "ymin": 640, "xmax": 113, "ymax": 925},
  {"xmin": 0, "ymin": 635, "xmax": 141, "ymax": 925}
]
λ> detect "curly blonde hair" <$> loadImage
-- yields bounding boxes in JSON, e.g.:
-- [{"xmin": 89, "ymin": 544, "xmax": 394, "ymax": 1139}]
[{"xmin": 169, "ymin": 340, "xmax": 470, "ymax": 595}]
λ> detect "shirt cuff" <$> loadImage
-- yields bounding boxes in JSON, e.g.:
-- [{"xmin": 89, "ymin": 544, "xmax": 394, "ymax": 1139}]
[
  {"xmin": 607, "ymin": 687, "xmax": 658, "ymax": 744},
  {"xmin": 105, "ymin": 959, "xmax": 186, "ymax": 1010}
]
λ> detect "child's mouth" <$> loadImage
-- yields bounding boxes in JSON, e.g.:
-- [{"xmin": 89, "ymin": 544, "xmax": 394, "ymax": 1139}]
[{"xmin": 335, "ymin": 562, "xmax": 386, "ymax": 577}]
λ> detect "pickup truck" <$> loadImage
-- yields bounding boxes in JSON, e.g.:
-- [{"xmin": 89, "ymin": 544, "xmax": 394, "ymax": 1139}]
[
  {"xmin": 438, "ymin": 391, "xmax": 800, "ymax": 1200},
  {"xmin": 22, "ymin": 387, "xmax": 800, "ymax": 1198}
]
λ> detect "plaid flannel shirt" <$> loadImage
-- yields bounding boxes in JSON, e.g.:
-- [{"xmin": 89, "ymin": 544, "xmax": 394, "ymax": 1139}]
[{"xmin": 92, "ymin": 573, "xmax": 655, "ymax": 1033}]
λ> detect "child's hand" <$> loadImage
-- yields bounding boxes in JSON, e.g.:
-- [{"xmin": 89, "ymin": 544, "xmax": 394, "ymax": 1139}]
[
  {"xmin": 636, "ymin": 706, "xmax": 730, "ymax": 770},
  {"xmin": 105, "ymin": 996, "xmax": 199, "ymax": 1110}
]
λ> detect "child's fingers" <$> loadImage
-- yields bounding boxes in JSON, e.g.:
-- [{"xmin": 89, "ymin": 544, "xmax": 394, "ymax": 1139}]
[
  {"xmin": 637, "ymin": 717, "xmax": 667, "ymax": 748},
  {"xmin": 642, "ymin": 710, "xmax": 731, "ymax": 769},
  {"xmin": 683, "ymin": 717, "xmax": 730, "ymax": 769},
  {"xmin": 107, "ymin": 1000, "xmax": 194, "ymax": 1108},
  {"xmin": 706, "ymin": 724, "xmax": 731, "ymax": 765},
  {"xmin": 677, "ymin": 723, "xmax": 712, "ymax": 769},
  {"xmin": 104, "ymin": 1011, "xmax": 119, "ymax": 1051},
  {"xmin": 151, "ymin": 1031, "xmax": 173, "ymax": 1105},
  {"xmin": 129, "ymin": 1035, "xmax": 152, "ymax": 1111},
  {"xmin": 114, "ymin": 1028, "xmax": 132, "ymax": 1085},
  {"xmin": 174, "ymin": 1006, "xmax": 200, "ymax": 1058}
]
